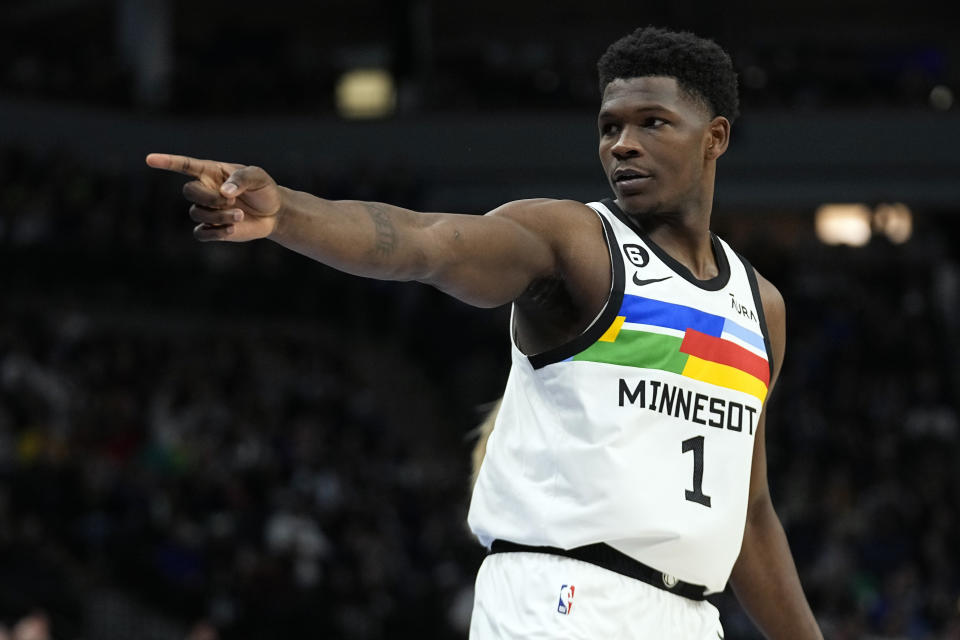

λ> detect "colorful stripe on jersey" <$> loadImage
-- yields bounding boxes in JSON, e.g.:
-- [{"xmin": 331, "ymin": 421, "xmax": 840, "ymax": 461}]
[{"xmin": 572, "ymin": 294, "xmax": 770, "ymax": 402}]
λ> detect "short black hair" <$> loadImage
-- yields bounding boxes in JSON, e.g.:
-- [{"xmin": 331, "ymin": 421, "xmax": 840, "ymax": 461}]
[{"xmin": 597, "ymin": 26, "xmax": 740, "ymax": 124}]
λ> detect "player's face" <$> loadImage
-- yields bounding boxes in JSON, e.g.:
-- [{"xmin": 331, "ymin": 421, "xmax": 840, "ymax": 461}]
[{"xmin": 598, "ymin": 76, "xmax": 716, "ymax": 217}]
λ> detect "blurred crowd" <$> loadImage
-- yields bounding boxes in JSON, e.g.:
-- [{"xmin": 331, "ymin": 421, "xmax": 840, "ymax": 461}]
[
  {"xmin": 0, "ymin": 301, "xmax": 481, "ymax": 639},
  {"xmin": 2, "ymin": 36, "xmax": 949, "ymax": 115},
  {"xmin": 0, "ymin": 3, "xmax": 954, "ymax": 116},
  {"xmin": 1, "ymin": 144, "xmax": 499, "ymax": 640},
  {"xmin": 716, "ymin": 216, "xmax": 960, "ymax": 639},
  {"xmin": 2, "ymin": 144, "xmax": 960, "ymax": 639}
]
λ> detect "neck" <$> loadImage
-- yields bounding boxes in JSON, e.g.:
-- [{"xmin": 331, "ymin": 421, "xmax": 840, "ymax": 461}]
[
  {"xmin": 618, "ymin": 202, "xmax": 716, "ymax": 281},
  {"xmin": 645, "ymin": 218, "xmax": 717, "ymax": 281},
  {"xmin": 619, "ymin": 172, "xmax": 718, "ymax": 280}
]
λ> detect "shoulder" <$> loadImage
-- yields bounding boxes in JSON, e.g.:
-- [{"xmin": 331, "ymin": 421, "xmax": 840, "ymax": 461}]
[
  {"xmin": 488, "ymin": 199, "xmax": 608, "ymax": 272},
  {"xmin": 486, "ymin": 199, "xmax": 603, "ymax": 235}
]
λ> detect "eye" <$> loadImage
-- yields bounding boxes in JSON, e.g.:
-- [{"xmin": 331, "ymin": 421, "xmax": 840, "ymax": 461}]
[
  {"xmin": 644, "ymin": 117, "xmax": 667, "ymax": 128},
  {"xmin": 600, "ymin": 122, "xmax": 621, "ymax": 136}
]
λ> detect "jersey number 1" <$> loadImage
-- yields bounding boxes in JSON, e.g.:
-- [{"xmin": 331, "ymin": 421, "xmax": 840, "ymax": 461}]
[{"xmin": 682, "ymin": 436, "xmax": 712, "ymax": 508}]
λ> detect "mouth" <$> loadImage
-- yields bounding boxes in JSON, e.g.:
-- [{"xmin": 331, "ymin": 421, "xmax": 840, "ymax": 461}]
[{"xmin": 613, "ymin": 168, "xmax": 652, "ymax": 192}]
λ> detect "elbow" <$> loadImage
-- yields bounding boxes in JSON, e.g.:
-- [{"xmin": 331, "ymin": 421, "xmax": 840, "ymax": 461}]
[
  {"xmin": 385, "ymin": 246, "xmax": 433, "ymax": 282},
  {"xmin": 391, "ymin": 217, "xmax": 455, "ymax": 283}
]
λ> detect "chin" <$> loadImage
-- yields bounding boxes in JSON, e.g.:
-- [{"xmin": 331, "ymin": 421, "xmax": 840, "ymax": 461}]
[{"xmin": 616, "ymin": 193, "xmax": 659, "ymax": 216}]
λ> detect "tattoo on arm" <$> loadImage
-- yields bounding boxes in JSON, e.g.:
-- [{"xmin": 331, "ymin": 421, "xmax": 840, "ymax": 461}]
[{"xmin": 364, "ymin": 203, "xmax": 398, "ymax": 256}]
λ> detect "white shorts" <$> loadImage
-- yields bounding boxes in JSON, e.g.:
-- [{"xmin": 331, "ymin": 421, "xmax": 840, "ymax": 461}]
[{"xmin": 470, "ymin": 551, "xmax": 724, "ymax": 639}]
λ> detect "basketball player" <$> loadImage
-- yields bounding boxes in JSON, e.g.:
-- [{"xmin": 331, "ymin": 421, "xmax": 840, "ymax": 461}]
[{"xmin": 147, "ymin": 26, "xmax": 822, "ymax": 639}]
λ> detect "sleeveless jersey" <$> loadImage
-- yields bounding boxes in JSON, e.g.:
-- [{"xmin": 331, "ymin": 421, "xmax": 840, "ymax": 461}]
[{"xmin": 467, "ymin": 199, "xmax": 773, "ymax": 594}]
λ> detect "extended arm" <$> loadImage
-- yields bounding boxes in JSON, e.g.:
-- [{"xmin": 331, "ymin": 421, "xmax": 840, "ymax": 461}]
[
  {"xmin": 145, "ymin": 153, "xmax": 602, "ymax": 309},
  {"xmin": 728, "ymin": 274, "xmax": 822, "ymax": 639},
  {"xmin": 272, "ymin": 188, "xmax": 563, "ymax": 307}
]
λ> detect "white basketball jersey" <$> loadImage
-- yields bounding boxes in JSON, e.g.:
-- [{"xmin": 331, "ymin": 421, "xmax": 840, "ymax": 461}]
[{"xmin": 467, "ymin": 199, "xmax": 773, "ymax": 594}]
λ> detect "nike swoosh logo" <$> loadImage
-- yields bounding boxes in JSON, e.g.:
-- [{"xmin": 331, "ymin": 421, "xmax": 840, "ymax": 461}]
[{"xmin": 633, "ymin": 273, "xmax": 672, "ymax": 286}]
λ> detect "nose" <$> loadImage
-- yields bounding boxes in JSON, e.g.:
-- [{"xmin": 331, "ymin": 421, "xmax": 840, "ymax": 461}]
[{"xmin": 611, "ymin": 126, "xmax": 643, "ymax": 159}]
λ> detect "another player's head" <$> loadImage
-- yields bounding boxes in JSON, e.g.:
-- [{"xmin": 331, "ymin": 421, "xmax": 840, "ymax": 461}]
[{"xmin": 595, "ymin": 27, "xmax": 739, "ymax": 217}]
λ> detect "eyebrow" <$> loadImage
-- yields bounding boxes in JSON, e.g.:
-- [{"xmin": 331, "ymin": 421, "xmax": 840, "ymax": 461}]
[{"xmin": 597, "ymin": 104, "xmax": 673, "ymax": 120}]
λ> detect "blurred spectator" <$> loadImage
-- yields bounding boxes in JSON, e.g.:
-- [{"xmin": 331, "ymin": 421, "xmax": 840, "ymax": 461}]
[
  {"xmin": 185, "ymin": 620, "xmax": 219, "ymax": 640},
  {"xmin": 4, "ymin": 612, "xmax": 51, "ymax": 640}
]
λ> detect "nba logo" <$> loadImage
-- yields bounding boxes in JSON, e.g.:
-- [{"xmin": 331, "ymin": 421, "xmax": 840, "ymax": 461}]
[{"xmin": 557, "ymin": 584, "xmax": 575, "ymax": 615}]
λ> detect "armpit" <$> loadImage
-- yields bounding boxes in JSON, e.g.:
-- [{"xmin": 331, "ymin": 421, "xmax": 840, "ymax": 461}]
[{"xmin": 514, "ymin": 275, "xmax": 582, "ymax": 354}]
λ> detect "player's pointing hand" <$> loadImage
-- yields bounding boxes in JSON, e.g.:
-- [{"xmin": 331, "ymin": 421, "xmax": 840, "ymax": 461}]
[{"xmin": 145, "ymin": 153, "xmax": 284, "ymax": 242}]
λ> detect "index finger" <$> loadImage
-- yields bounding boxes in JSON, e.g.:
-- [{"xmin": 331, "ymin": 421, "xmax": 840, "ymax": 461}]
[{"xmin": 145, "ymin": 153, "xmax": 217, "ymax": 178}]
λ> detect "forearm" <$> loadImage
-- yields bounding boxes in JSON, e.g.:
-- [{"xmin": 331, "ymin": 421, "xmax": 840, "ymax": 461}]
[
  {"xmin": 269, "ymin": 187, "xmax": 433, "ymax": 281},
  {"xmin": 268, "ymin": 190, "xmax": 564, "ymax": 308},
  {"xmin": 729, "ymin": 499, "xmax": 822, "ymax": 639}
]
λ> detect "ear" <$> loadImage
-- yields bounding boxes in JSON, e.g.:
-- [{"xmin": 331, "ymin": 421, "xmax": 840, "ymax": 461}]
[{"xmin": 704, "ymin": 116, "xmax": 731, "ymax": 160}]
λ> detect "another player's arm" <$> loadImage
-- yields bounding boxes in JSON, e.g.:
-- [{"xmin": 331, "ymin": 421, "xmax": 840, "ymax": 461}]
[
  {"xmin": 145, "ymin": 153, "xmax": 593, "ymax": 309},
  {"xmin": 728, "ymin": 274, "xmax": 823, "ymax": 639}
]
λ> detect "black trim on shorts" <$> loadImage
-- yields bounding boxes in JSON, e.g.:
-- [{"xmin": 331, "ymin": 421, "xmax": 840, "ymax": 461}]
[
  {"xmin": 527, "ymin": 209, "xmax": 625, "ymax": 371},
  {"xmin": 490, "ymin": 539, "xmax": 708, "ymax": 601},
  {"xmin": 738, "ymin": 253, "xmax": 774, "ymax": 381},
  {"xmin": 601, "ymin": 199, "xmax": 731, "ymax": 292}
]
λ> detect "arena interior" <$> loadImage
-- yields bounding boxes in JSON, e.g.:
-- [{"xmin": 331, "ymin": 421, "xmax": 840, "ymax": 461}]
[{"xmin": 1, "ymin": 1, "xmax": 958, "ymax": 638}]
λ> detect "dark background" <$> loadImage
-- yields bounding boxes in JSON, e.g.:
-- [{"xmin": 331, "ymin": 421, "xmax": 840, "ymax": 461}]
[{"xmin": 1, "ymin": 1, "xmax": 959, "ymax": 638}]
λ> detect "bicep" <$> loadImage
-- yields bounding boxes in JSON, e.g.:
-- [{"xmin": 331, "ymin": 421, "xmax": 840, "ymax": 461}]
[{"xmin": 415, "ymin": 199, "xmax": 591, "ymax": 308}]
